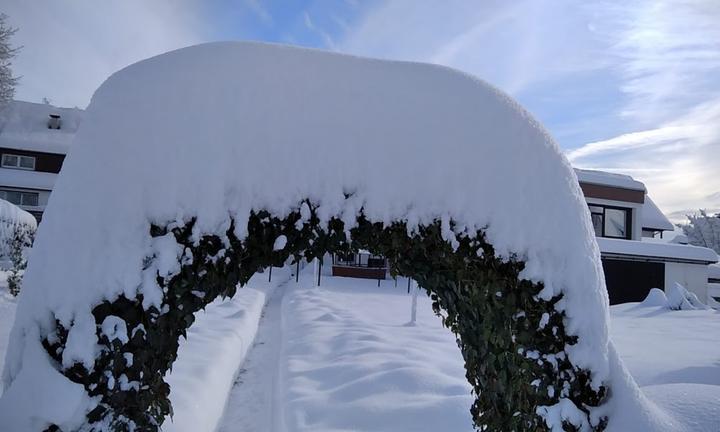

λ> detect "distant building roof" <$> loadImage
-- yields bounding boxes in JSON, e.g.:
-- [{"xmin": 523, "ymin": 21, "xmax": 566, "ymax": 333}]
[
  {"xmin": 641, "ymin": 196, "xmax": 674, "ymax": 231},
  {"xmin": 0, "ymin": 100, "xmax": 84, "ymax": 155},
  {"xmin": 574, "ymin": 168, "xmax": 646, "ymax": 191},
  {"xmin": 598, "ymin": 237, "xmax": 718, "ymax": 264}
]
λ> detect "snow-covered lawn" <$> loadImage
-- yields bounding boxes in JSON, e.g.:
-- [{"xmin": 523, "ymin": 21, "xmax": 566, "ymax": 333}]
[
  {"xmin": 276, "ymin": 274, "xmax": 474, "ymax": 431},
  {"xmin": 610, "ymin": 303, "xmax": 720, "ymax": 430},
  {"xmin": 1, "ymin": 268, "xmax": 719, "ymax": 430}
]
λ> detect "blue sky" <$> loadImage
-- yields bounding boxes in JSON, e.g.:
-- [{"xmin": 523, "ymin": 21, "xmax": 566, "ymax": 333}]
[{"xmin": 3, "ymin": 0, "xmax": 719, "ymax": 219}]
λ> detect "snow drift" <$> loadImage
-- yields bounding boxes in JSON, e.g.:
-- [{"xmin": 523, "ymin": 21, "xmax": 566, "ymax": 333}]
[{"xmin": 0, "ymin": 41, "xmax": 652, "ymax": 429}]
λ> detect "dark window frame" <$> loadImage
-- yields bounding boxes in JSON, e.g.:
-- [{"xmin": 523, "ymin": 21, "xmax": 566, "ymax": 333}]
[
  {"xmin": 0, "ymin": 189, "xmax": 40, "ymax": 207},
  {"xmin": 588, "ymin": 204, "xmax": 632, "ymax": 240},
  {"xmin": 1, "ymin": 153, "xmax": 36, "ymax": 170}
]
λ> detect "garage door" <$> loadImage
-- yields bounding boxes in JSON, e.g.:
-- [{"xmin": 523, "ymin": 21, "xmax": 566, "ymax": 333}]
[{"xmin": 601, "ymin": 258, "xmax": 664, "ymax": 305}]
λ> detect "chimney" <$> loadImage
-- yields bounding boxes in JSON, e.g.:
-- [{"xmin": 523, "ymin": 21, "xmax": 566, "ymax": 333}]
[{"xmin": 48, "ymin": 114, "xmax": 62, "ymax": 130}]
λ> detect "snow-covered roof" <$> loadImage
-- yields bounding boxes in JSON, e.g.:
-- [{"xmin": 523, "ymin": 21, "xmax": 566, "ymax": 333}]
[
  {"xmin": 2, "ymin": 42, "xmax": 614, "ymax": 427},
  {"xmin": 598, "ymin": 237, "xmax": 718, "ymax": 264},
  {"xmin": 709, "ymin": 264, "xmax": 720, "ymax": 280},
  {"xmin": 574, "ymin": 168, "xmax": 645, "ymax": 191},
  {"xmin": 0, "ymin": 100, "xmax": 84, "ymax": 155},
  {"xmin": 640, "ymin": 196, "xmax": 674, "ymax": 231}
]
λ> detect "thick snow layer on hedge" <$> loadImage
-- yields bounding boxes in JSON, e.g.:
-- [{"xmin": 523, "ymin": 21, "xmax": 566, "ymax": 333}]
[
  {"xmin": 1, "ymin": 42, "xmax": 612, "ymax": 426},
  {"xmin": 0, "ymin": 199, "xmax": 37, "ymax": 259}
]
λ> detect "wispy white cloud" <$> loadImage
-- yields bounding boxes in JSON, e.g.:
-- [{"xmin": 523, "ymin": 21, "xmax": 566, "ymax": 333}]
[
  {"xmin": 338, "ymin": 0, "xmax": 607, "ymax": 95},
  {"xmin": 303, "ymin": 11, "xmax": 336, "ymax": 50},
  {"xmin": 570, "ymin": 0, "xmax": 720, "ymax": 219},
  {"xmin": 598, "ymin": 0, "xmax": 720, "ymax": 126},
  {"xmin": 569, "ymin": 99, "xmax": 720, "ymax": 220},
  {"xmin": 244, "ymin": 0, "xmax": 273, "ymax": 25}
]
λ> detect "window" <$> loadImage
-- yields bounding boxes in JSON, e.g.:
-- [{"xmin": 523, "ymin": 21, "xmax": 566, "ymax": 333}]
[
  {"xmin": 589, "ymin": 206, "xmax": 604, "ymax": 237},
  {"xmin": 605, "ymin": 208, "xmax": 627, "ymax": 238},
  {"xmin": 0, "ymin": 189, "xmax": 39, "ymax": 207},
  {"xmin": 2, "ymin": 153, "xmax": 36, "ymax": 170},
  {"xmin": 587, "ymin": 204, "xmax": 631, "ymax": 239}
]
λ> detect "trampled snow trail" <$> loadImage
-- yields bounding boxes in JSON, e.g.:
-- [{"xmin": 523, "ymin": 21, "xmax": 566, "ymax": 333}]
[{"xmin": 216, "ymin": 274, "xmax": 289, "ymax": 432}]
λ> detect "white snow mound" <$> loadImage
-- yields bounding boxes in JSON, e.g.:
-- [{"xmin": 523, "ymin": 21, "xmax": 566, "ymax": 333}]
[{"xmin": 1, "ymin": 42, "xmax": 617, "ymax": 428}]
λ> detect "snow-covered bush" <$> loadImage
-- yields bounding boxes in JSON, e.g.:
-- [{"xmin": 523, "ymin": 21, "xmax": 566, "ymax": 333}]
[
  {"xmin": 1, "ymin": 42, "xmax": 620, "ymax": 431},
  {"xmin": 680, "ymin": 210, "xmax": 720, "ymax": 254},
  {"xmin": 7, "ymin": 224, "xmax": 34, "ymax": 295},
  {"xmin": 665, "ymin": 282, "xmax": 709, "ymax": 311},
  {"xmin": 639, "ymin": 288, "xmax": 668, "ymax": 307},
  {"xmin": 0, "ymin": 199, "xmax": 36, "ymax": 295}
]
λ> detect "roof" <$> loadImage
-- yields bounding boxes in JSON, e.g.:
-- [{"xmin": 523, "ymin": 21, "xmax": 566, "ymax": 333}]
[
  {"xmin": 709, "ymin": 263, "xmax": 720, "ymax": 280},
  {"xmin": 640, "ymin": 196, "xmax": 674, "ymax": 231},
  {"xmin": 574, "ymin": 168, "xmax": 645, "ymax": 191},
  {"xmin": 0, "ymin": 100, "xmax": 84, "ymax": 155},
  {"xmin": 598, "ymin": 237, "xmax": 719, "ymax": 264}
]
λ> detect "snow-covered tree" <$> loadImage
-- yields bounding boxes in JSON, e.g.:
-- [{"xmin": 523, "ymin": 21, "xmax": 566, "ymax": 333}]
[
  {"xmin": 680, "ymin": 210, "xmax": 720, "ymax": 254},
  {"xmin": 1, "ymin": 199, "xmax": 36, "ymax": 295},
  {"xmin": 0, "ymin": 13, "xmax": 20, "ymax": 109}
]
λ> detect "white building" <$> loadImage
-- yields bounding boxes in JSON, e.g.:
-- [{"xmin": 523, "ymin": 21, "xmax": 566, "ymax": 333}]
[
  {"xmin": 576, "ymin": 169, "xmax": 718, "ymax": 303},
  {"xmin": 0, "ymin": 100, "xmax": 83, "ymax": 222}
]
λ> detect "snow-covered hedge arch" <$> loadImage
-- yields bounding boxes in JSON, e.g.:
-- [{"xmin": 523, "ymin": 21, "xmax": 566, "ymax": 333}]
[{"xmin": 1, "ymin": 42, "xmax": 615, "ymax": 431}]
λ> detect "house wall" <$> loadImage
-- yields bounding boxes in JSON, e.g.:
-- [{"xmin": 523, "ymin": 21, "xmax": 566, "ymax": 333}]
[
  {"xmin": 665, "ymin": 262, "xmax": 709, "ymax": 302},
  {"xmin": 0, "ymin": 147, "xmax": 65, "ymax": 174},
  {"xmin": 585, "ymin": 197, "xmax": 643, "ymax": 241}
]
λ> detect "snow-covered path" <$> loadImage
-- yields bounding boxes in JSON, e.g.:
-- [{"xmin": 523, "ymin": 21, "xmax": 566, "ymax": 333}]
[
  {"xmin": 216, "ymin": 272, "xmax": 289, "ymax": 432},
  {"xmin": 218, "ymin": 271, "xmax": 474, "ymax": 432}
]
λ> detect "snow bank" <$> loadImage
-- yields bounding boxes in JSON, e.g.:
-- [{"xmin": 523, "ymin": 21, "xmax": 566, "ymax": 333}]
[
  {"xmin": 609, "ymin": 301, "xmax": 720, "ymax": 431},
  {"xmin": 0, "ymin": 272, "xmax": 15, "ymax": 397},
  {"xmin": 639, "ymin": 288, "xmax": 668, "ymax": 307},
  {"xmin": 164, "ymin": 268, "xmax": 290, "ymax": 432},
  {"xmin": 665, "ymin": 283, "xmax": 709, "ymax": 310},
  {"xmin": 637, "ymin": 285, "xmax": 709, "ymax": 311},
  {"xmin": 1, "ymin": 42, "xmax": 612, "ymax": 426}
]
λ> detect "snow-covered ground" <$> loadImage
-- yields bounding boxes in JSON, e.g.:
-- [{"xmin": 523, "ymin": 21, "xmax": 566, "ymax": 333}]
[
  {"xmin": 164, "ymin": 266, "xmax": 293, "ymax": 432},
  {"xmin": 610, "ymin": 302, "xmax": 720, "ymax": 431},
  {"xmin": 1, "ymin": 268, "xmax": 718, "ymax": 429},
  {"xmin": 213, "ymin": 270, "xmax": 719, "ymax": 432},
  {"xmin": 0, "ymin": 271, "xmax": 15, "ymax": 398}
]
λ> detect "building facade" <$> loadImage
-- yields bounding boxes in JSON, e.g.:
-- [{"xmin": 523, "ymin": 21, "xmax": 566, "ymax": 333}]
[
  {"xmin": 0, "ymin": 101, "xmax": 83, "ymax": 222},
  {"xmin": 576, "ymin": 169, "xmax": 718, "ymax": 304}
]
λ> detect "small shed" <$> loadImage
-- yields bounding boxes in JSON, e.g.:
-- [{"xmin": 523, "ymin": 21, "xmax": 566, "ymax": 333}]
[{"xmin": 331, "ymin": 250, "xmax": 387, "ymax": 280}]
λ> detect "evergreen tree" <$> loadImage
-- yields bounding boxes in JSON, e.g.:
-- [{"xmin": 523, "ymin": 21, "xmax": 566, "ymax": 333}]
[{"xmin": 0, "ymin": 13, "xmax": 20, "ymax": 109}]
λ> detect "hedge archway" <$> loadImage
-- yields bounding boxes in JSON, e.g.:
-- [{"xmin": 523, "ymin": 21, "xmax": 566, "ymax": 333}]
[
  {"xmin": 39, "ymin": 201, "xmax": 607, "ymax": 431},
  {"xmin": 0, "ymin": 42, "xmax": 616, "ymax": 432}
]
